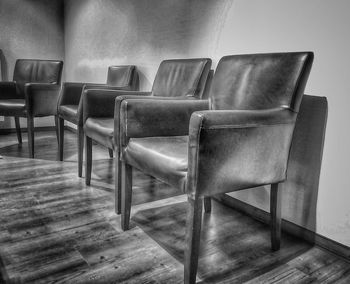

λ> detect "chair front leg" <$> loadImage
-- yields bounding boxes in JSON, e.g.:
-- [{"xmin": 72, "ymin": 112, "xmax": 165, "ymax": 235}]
[
  {"xmin": 14, "ymin": 117, "xmax": 22, "ymax": 145},
  {"xmin": 115, "ymin": 158, "xmax": 122, "ymax": 215},
  {"xmin": 78, "ymin": 126, "xmax": 84, "ymax": 177},
  {"xmin": 184, "ymin": 196, "xmax": 203, "ymax": 284},
  {"xmin": 85, "ymin": 135, "xmax": 92, "ymax": 185},
  {"xmin": 27, "ymin": 116, "xmax": 35, "ymax": 158},
  {"xmin": 54, "ymin": 115, "xmax": 59, "ymax": 143},
  {"xmin": 121, "ymin": 161, "xmax": 132, "ymax": 231},
  {"xmin": 58, "ymin": 117, "xmax": 64, "ymax": 161},
  {"xmin": 270, "ymin": 182, "xmax": 282, "ymax": 251}
]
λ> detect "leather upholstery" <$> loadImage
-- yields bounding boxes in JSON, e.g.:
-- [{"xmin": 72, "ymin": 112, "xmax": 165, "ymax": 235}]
[
  {"xmin": 84, "ymin": 118, "xmax": 115, "ymax": 149},
  {"xmin": 119, "ymin": 52, "xmax": 314, "ymax": 283},
  {"xmin": 152, "ymin": 58, "xmax": 211, "ymax": 98},
  {"xmin": 58, "ymin": 65, "xmax": 138, "ymax": 126},
  {"xmin": 107, "ymin": 65, "xmax": 139, "ymax": 90},
  {"xmin": 84, "ymin": 58, "xmax": 212, "ymax": 153},
  {"xmin": 124, "ymin": 136, "xmax": 188, "ymax": 190},
  {"xmin": 120, "ymin": 52, "xmax": 314, "ymax": 197},
  {"xmin": 13, "ymin": 59, "xmax": 63, "ymax": 100},
  {"xmin": 0, "ymin": 99, "xmax": 26, "ymax": 116},
  {"xmin": 0, "ymin": 58, "xmax": 64, "ymax": 158},
  {"xmin": 210, "ymin": 53, "xmax": 313, "ymax": 112},
  {"xmin": 0, "ymin": 59, "xmax": 63, "ymax": 117}
]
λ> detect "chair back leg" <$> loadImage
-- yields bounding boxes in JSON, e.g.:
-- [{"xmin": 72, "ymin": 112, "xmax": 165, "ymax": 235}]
[
  {"xmin": 85, "ymin": 135, "xmax": 92, "ymax": 185},
  {"xmin": 115, "ymin": 158, "xmax": 122, "ymax": 214},
  {"xmin": 78, "ymin": 126, "xmax": 84, "ymax": 177},
  {"xmin": 14, "ymin": 117, "xmax": 22, "ymax": 145},
  {"xmin": 27, "ymin": 116, "xmax": 35, "ymax": 158},
  {"xmin": 58, "ymin": 117, "xmax": 64, "ymax": 161},
  {"xmin": 108, "ymin": 148, "xmax": 113, "ymax": 158},
  {"xmin": 270, "ymin": 182, "xmax": 282, "ymax": 251},
  {"xmin": 184, "ymin": 196, "xmax": 203, "ymax": 284},
  {"xmin": 121, "ymin": 162, "xmax": 133, "ymax": 231}
]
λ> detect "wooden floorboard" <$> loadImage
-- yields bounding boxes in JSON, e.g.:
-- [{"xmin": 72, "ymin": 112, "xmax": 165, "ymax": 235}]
[{"xmin": 0, "ymin": 130, "xmax": 349, "ymax": 283}]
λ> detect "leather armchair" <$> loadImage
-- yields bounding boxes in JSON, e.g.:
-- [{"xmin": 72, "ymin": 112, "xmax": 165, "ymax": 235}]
[
  {"xmin": 83, "ymin": 58, "xmax": 212, "ymax": 207},
  {"xmin": 57, "ymin": 65, "xmax": 138, "ymax": 177},
  {"xmin": 118, "ymin": 52, "xmax": 314, "ymax": 283},
  {"xmin": 0, "ymin": 59, "xmax": 63, "ymax": 158}
]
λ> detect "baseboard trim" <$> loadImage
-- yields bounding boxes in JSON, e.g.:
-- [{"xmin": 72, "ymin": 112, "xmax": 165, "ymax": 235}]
[
  {"xmin": 0, "ymin": 126, "xmax": 56, "ymax": 134},
  {"xmin": 215, "ymin": 193, "xmax": 350, "ymax": 261}
]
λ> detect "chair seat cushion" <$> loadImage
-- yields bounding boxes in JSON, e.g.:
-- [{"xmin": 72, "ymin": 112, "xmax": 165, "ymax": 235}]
[
  {"xmin": 0, "ymin": 99, "xmax": 26, "ymax": 116},
  {"xmin": 123, "ymin": 136, "xmax": 188, "ymax": 191},
  {"xmin": 84, "ymin": 118, "xmax": 114, "ymax": 149},
  {"xmin": 58, "ymin": 105, "xmax": 78, "ymax": 124}
]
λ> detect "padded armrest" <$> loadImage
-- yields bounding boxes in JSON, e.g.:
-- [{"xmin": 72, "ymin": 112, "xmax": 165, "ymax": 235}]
[
  {"xmin": 57, "ymin": 82, "xmax": 85, "ymax": 107},
  {"xmin": 0, "ymin": 81, "xmax": 18, "ymax": 99},
  {"xmin": 83, "ymin": 84, "xmax": 134, "ymax": 91},
  {"xmin": 83, "ymin": 89, "xmax": 152, "ymax": 125},
  {"xmin": 186, "ymin": 108, "xmax": 298, "ymax": 198},
  {"xmin": 118, "ymin": 98, "xmax": 210, "ymax": 147},
  {"xmin": 25, "ymin": 83, "xmax": 61, "ymax": 117}
]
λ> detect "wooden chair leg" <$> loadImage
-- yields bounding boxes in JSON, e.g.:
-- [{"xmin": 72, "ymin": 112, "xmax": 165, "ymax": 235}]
[
  {"xmin": 203, "ymin": 197, "xmax": 211, "ymax": 213},
  {"xmin": 108, "ymin": 148, "xmax": 113, "ymax": 158},
  {"xmin": 85, "ymin": 135, "xmax": 92, "ymax": 185},
  {"xmin": 115, "ymin": 158, "xmax": 122, "ymax": 215},
  {"xmin": 58, "ymin": 117, "xmax": 64, "ymax": 161},
  {"xmin": 270, "ymin": 183, "xmax": 282, "ymax": 251},
  {"xmin": 54, "ymin": 115, "xmax": 59, "ymax": 144},
  {"xmin": 78, "ymin": 126, "xmax": 84, "ymax": 177},
  {"xmin": 27, "ymin": 117, "xmax": 35, "ymax": 158},
  {"xmin": 184, "ymin": 196, "xmax": 203, "ymax": 284},
  {"xmin": 14, "ymin": 117, "xmax": 22, "ymax": 145},
  {"xmin": 121, "ymin": 162, "xmax": 132, "ymax": 231}
]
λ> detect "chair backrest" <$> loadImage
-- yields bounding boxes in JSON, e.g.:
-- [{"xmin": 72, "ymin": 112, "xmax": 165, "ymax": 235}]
[
  {"xmin": 106, "ymin": 65, "xmax": 139, "ymax": 91},
  {"xmin": 151, "ymin": 58, "xmax": 212, "ymax": 98},
  {"xmin": 13, "ymin": 59, "xmax": 63, "ymax": 97},
  {"xmin": 209, "ymin": 52, "xmax": 314, "ymax": 112}
]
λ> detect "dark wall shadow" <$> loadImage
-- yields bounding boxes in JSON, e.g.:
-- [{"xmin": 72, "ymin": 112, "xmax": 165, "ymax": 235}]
[
  {"xmin": 281, "ymin": 94, "xmax": 328, "ymax": 235},
  {"xmin": 0, "ymin": 49, "xmax": 9, "ymax": 81}
]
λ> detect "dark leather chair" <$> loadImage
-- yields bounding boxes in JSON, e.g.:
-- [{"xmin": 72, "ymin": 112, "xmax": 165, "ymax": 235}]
[
  {"xmin": 0, "ymin": 59, "xmax": 63, "ymax": 158},
  {"xmin": 57, "ymin": 65, "xmax": 138, "ymax": 177},
  {"xmin": 83, "ymin": 58, "xmax": 212, "ymax": 201},
  {"xmin": 117, "ymin": 52, "xmax": 314, "ymax": 283}
]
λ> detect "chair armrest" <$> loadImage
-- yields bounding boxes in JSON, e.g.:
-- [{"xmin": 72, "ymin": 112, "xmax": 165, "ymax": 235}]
[
  {"xmin": 118, "ymin": 98, "xmax": 210, "ymax": 148},
  {"xmin": 0, "ymin": 81, "xmax": 17, "ymax": 99},
  {"xmin": 57, "ymin": 82, "xmax": 85, "ymax": 107},
  {"xmin": 186, "ymin": 108, "xmax": 298, "ymax": 198},
  {"xmin": 25, "ymin": 83, "xmax": 61, "ymax": 117},
  {"xmin": 83, "ymin": 84, "xmax": 134, "ymax": 91},
  {"xmin": 82, "ymin": 89, "xmax": 152, "ymax": 125}
]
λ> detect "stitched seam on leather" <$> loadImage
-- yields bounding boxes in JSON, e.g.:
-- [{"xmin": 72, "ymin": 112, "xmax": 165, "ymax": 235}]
[
  {"xmin": 203, "ymin": 121, "xmax": 294, "ymax": 130},
  {"xmin": 290, "ymin": 54, "xmax": 309, "ymax": 111},
  {"xmin": 189, "ymin": 61, "xmax": 206, "ymax": 98},
  {"xmin": 189, "ymin": 114, "xmax": 204, "ymax": 197}
]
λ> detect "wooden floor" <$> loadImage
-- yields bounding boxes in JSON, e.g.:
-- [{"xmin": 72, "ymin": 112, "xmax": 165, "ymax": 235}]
[{"xmin": 0, "ymin": 130, "xmax": 349, "ymax": 283}]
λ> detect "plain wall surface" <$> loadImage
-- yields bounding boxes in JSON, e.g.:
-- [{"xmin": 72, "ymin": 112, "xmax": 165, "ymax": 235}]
[{"xmin": 0, "ymin": 0, "xmax": 64, "ymax": 128}]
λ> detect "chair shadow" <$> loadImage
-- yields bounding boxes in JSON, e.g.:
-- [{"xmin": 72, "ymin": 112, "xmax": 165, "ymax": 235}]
[
  {"xmin": 132, "ymin": 199, "xmax": 312, "ymax": 283},
  {"xmin": 281, "ymin": 94, "xmax": 328, "ymax": 239}
]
